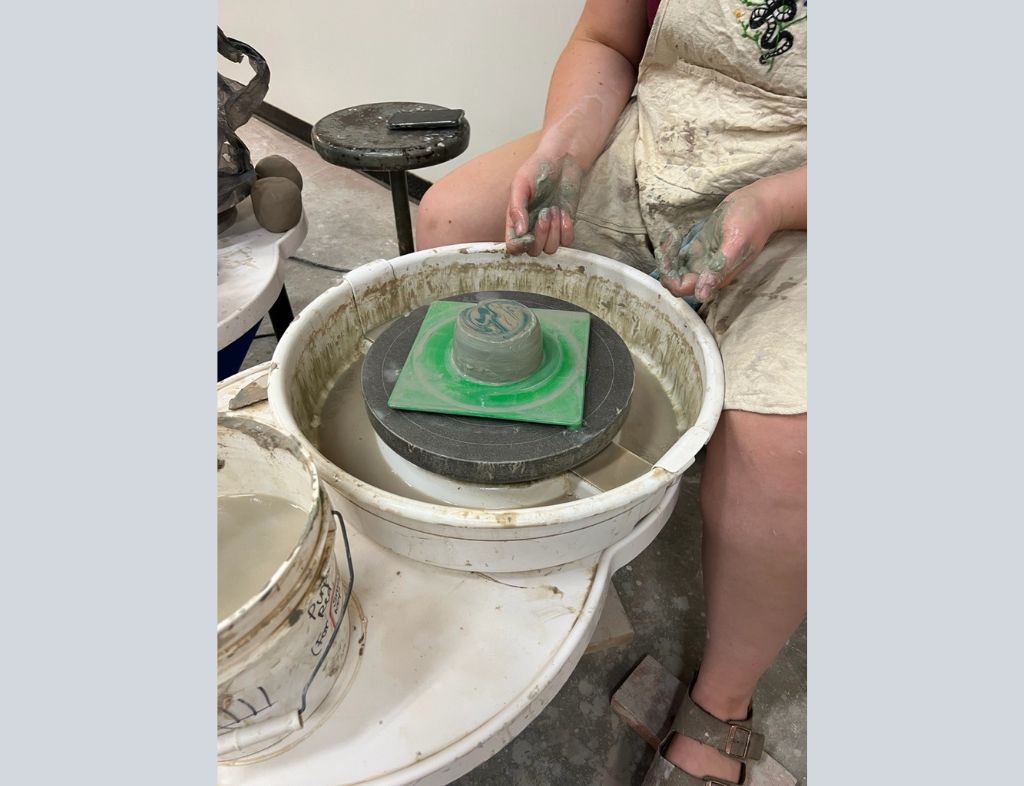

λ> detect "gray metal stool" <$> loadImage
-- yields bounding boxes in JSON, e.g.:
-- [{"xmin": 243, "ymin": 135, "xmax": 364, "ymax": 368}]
[{"xmin": 312, "ymin": 101, "xmax": 471, "ymax": 255}]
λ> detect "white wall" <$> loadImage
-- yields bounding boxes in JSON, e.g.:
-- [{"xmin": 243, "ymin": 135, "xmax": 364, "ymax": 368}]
[{"xmin": 218, "ymin": 0, "xmax": 585, "ymax": 182}]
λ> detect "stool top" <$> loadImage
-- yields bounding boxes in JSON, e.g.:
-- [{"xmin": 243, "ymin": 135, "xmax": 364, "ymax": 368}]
[{"xmin": 312, "ymin": 102, "xmax": 470, "ymax": 171}]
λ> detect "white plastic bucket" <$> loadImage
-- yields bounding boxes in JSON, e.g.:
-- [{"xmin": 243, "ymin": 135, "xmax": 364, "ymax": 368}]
[
  {"xmin": 268, "ymin": 243, "xmax": 724, "ymax": 573},
  {"xmin": 217, "ymin": 416, "xmax": 353, "ymax": 761}
]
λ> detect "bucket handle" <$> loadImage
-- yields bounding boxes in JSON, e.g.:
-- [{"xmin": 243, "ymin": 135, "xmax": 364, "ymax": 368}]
[{"xmin": 297, "ymin": 509, "xmax": 355, "ymax": 719}]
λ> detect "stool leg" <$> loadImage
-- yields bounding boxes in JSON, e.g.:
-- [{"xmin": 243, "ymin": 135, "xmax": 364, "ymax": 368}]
[
  {"xmin": 388, "ymin": 170, "xmax": 415, "ymax": 255},
  {"xmin": 268, "ymin": 285, "xmax": 294, "ymax": 339}
]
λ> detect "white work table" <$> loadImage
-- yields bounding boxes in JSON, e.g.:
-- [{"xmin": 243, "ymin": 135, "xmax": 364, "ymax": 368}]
[
  {"xmin": 217, "ymin": 364, "xmax": 679, "ymax": 786},
  {"xmin": 218, "ymin": 200, "xmax": 307, "ymax": 352}
]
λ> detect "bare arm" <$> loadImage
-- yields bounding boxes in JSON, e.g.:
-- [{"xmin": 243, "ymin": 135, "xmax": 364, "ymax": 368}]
[
  {"xmin": 536, "ymin": 1, "xmax": 649, "ymax": 168},
  {"xmin": 508, "ymin": 0, "xmax": 649, "ymax": 255},
  {"xmin": 759, "ymin": 165, "xmax": 807, "ymax": 232}
]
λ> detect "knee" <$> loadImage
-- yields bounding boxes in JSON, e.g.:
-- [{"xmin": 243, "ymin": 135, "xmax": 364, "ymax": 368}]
[
  {"xmin": 714, "ymin": 410, "xmax": 805, "ymax": 491},
  {"xmin": 416, "ymin": 177, "xmax": 491, "ymax": 250},
  {"xmin": 701, "ymin": 411, "xmax": 807, "ymax": 544},
  {"xmin": 415, "ymin": 180, "xmax": 454, "ymax": 249}
]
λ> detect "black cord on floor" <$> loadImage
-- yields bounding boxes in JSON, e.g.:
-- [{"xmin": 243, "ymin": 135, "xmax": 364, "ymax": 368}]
[
  {"xmin": 287, "ymin": 254, "xmax": 351, "ymax": 274},
  {"xmin": 249, "ymin": 255, "xmax": 351, "ymax": 341}
]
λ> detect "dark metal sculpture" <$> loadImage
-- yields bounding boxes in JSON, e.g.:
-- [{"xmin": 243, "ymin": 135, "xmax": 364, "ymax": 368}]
[{"xmin": 218, "ymin": 28, "xmax": 270, "ymax": 216}]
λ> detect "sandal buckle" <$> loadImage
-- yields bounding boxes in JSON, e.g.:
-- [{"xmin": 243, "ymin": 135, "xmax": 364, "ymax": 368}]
[{"xmin": 724, "ymin": 724, "xmax": 753, "ymax": 759}]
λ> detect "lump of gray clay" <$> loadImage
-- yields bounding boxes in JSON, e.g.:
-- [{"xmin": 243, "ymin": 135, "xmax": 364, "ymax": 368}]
[
  {"xmin": 255, "ymin": 155, "xmax": 303, "ymax": 190},
  {"xmin": 251, "ymin": 176, "xmax": 302, "ymax": 233},
  {"xmin": 452, "ymin": 299, "xmax": 544, "ymax": 384}
]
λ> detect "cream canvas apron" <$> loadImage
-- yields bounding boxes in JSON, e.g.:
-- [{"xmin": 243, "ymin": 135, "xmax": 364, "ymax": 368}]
[{"xmin": 573, "ymin": 0, "xmax": 807, "ymax": 414}]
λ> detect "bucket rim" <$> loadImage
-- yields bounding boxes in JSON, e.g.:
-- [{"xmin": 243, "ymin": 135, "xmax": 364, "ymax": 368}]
[
  {"xmin": 216, "ymin": 414, "xmax": 324, "ymax": 633},
  {"xmin": 267, "ymin": 243, "xmax": 724, "ymax": 530}
]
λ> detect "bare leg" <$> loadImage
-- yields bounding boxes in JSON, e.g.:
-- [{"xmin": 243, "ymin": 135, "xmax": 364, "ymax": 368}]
[
  {"xmin": 416, "ymin": 131, "xmax": 541, "ymax": 249},
  {"xmin": 666, "ymin": 411, "xmax": 807, "ymax": 781}
]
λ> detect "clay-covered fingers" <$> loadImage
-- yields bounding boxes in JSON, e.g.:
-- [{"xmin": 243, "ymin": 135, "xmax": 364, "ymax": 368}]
[
  {"xmin": 505, "ymin": 175, "xmax": 534, "ymax": 255},
  {"xmin": 656, "ymin": 227, "xmax": 684, "ymax": 272},
  {"xmin": 527, "ymin": 208, "xmax": 552, "ymax": 257},
  {"xmin": 660, "ymin": 272, "xmax": 699, "ymax": 298},
  {"xmin": 504, "ymin": 153, "xmax": 584, "ymax": 256},
  {"xmin": 694, "ymin": 270, "xmax": 724, "ymax": 302},
  {"xmin": 655, "ymin": 220, "xmax": 705, "ymax": 280},
  {"xmin": 560, "ymin": 209, "xmax": 575, "ymax": 247},
  {"xmin": 544, "ymin": 207, "xmax": 562, "ymax": 254},
  {"xmin": 507, "ymin": 175, "xmax": 532, "ymax": 238},
  {"xmin": 526, "ymin": 206, "xmax": 570, "ymax": 256},
  {"xmin": 505, "ymin": 218, "xmax": 533, "ymax": 255},
  {"xmin": 656, "ymin": 223, "xmax": 720, "ymax": 301}
]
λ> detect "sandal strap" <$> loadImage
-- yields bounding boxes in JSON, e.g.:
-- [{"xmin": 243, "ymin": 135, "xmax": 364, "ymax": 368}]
[
  {"xmin": 642, "ymin": 752, "xmax": 745, "ymax": 786},
  {"xmin": 669, "ymin": 690, "xmax": 764, "ymax": 761}
]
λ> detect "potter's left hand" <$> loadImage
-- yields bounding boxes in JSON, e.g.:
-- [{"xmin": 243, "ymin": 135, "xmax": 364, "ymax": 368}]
[{"xmin": 656, "ymin": 166, "xmax": 806, "ymax": 304}]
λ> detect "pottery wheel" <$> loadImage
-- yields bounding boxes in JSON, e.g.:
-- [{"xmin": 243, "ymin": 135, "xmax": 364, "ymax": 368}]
[{"xmin": 362, "ymin": 291, "xmax": 634, "ymax": 484}]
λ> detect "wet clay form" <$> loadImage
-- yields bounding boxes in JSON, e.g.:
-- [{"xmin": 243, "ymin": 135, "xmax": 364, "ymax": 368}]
[
  {"xmin": 217, "ymin": 28, "xmax": 269, "ymax": 217},
  {"xmin": 218, "ymin": 31, "xmax": 305, "ymax": 234},
  {"xmin": 251, "ymin": 176, "xmax": 302, "ymax": 233},
  {"xmin": 256, "ymin": 154, "xmax": 303, "ymax": 191},
  {"xmin": 451, "ymin": 299, "xmax": 544, "ymax": 384},
  {"xmin": 363, "ymin": 291, "xmax": 635, "ymax": 483}
]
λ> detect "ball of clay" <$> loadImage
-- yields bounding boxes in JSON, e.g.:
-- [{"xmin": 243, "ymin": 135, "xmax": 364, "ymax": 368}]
[
  {"xmin": 251, "ymin": 177, "xmax": 302, "ymax": 233},
  {"xmin": 255, "ymin": 155, "xmax": 303, "ymax": 190}
]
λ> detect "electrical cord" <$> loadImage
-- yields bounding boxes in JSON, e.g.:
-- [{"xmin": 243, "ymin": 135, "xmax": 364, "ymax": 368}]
[
  {"xmin": 287, "ymin": 254, "xmax": 351, "ymax": 274},
  {"xmin": 248, "ymin": 255, "xmax": 351, "ymax": 340}
]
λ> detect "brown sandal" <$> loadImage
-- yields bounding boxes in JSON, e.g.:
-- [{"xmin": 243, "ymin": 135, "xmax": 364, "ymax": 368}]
[{"xmin": 641, "ymin": 678, "xmax": 764, "ymax": 786}]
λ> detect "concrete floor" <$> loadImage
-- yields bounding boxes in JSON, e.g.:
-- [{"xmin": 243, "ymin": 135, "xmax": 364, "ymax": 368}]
[{"xmin": 233, "ymin": 118, "xmax": 807, "ymax": 785}]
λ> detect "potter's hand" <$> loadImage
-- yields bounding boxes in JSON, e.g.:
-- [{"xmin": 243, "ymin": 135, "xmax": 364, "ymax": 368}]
[
  {"xmin": 656, "ymin": 167, "xmax": 806, "ymax": 303},
  {"xmin": 656, "ymin": 190, "xmax": 776, "ymax": 304},
  {"xmin": 506, "ymin": 153, "xmax": 583, "ymax": 257}
]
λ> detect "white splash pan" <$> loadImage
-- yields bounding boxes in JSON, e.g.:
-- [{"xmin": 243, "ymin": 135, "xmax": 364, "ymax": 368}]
[
  {"xmin": 218, "ymin": 363, "xmax": 692, "ymax": 786},
  {"xmin": 267, "ymin": 243, "xmax": 724, "ymax": 573}
]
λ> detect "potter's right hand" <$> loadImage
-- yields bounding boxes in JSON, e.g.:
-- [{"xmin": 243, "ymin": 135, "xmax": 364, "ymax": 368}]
[{"xmin": 506, "ymin": 153, "xmax": 583, "ymax": 257}]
